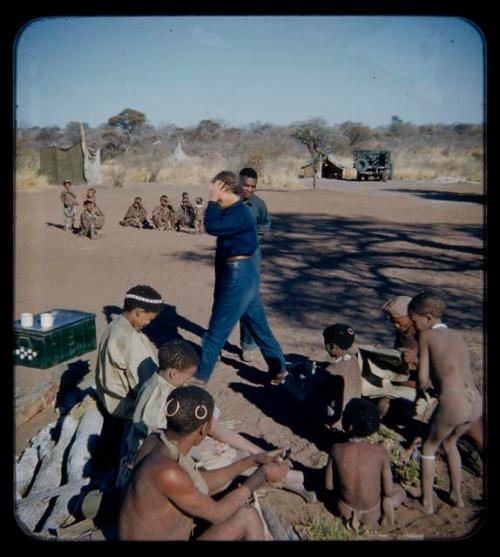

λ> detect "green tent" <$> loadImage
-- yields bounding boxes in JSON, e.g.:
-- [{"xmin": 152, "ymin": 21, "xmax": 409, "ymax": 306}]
[{"xmin": 40, "ymin": 140, "xmax": 101, "ymax": 186}]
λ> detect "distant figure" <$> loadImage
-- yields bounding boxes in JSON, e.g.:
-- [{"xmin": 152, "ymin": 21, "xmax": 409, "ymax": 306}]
[
  {"xmin": 120, "ymin": 196, "xmax": 150, "ymax": 228},
  {"xmin": 408, "ymin": 292, "xmax": 482, "ymax": 514},
  {"xmin": 325, "ymin": 398, "xmax": 407, "ymax": 530},
  {"xmin": 152, "ymin": 195, "xmax": 176, "ymax": 231},
  {"xmin": 60, "ymin": 179, "xmax": 79, "ymax": 231},
  {"xmin": 85, "ymin": 187, "xmax": 105, "ymax": 230},
  {"xmin": 194, "ymin": 197, "xmax": 204, "ymax": 235},
  {"xmin": 174, "ymin": 192, "xmax": 196, "ymax": 231},
  {"xmin": 80, "ymin": 199, "xmax": 100, "ymax": 239}
]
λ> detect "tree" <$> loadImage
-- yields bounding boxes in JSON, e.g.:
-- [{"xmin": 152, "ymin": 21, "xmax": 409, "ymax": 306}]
[
  {"xmin": 291, "ymin": 118, "xmax": 338, "ymax": 188},
  {"xmin": 107, "ymin": 108, "xmax": 146, "ymax": 138},
  {"xmin": 339, "ymin": 121, "xmax": 373, "ymax": 147},
  {"xmin": 291, "ymin": 118, "xmax": 337, "ymax": 159}
]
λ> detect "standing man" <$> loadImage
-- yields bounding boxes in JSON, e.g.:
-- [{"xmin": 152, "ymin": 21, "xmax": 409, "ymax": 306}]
[
  {"xmin": 239, "ymin": 168, "xmax": 271, "ymax": 362},
  {"xmin": 195, "ymin": 171, "xmax": 288, "ymax": 385}
]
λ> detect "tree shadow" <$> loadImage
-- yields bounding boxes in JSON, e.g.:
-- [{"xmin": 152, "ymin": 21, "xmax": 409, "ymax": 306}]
[
  {"xmin": 385, "ymin": 189, "xmax": 485, "ymax": 205},
  {"xmin": 256, "ymin": 213, "xmax": 483, "ymax": 344}
]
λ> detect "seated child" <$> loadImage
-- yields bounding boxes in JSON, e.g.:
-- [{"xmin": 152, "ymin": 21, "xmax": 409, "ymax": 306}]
[
  {"xmin": 325, "ymin": 398, "xmax": 406, "ymax": 530},
  {"xmin": 119, "ymin": 385, "xmax": 290, "ymax": 541},
  {"xmin": 194, "ymin": 197, "xmax": 204, "ymax": 235},
  {"xmin": 85, "ymin": 187, "xmax": 105, "ymax": 230},
  {"xmin": 117, "ymin": 339, "xmax": 314, "ymax": 501},
  {"xmin": 80, "ymin": 199, "xmax": 100, "ymax": 239},
  {"xmin": 95, "ymin": 284, "xmax": 163, "ymax": 422},
  {"xmin": 408, "ymin": 292, "xmax": 483, "ymax": 514},
  {"xmin": 60, "ymin": 179, "xmax": 79, "ymax": 231},
  {"xmin": 309, "ymin": 324, "xmax": 361, "ymax": 429},
  {"xmin": 152, "ymin": 195, "xmax": 176, "ymax": 231},
  {"xmin": 120, "ymin": 196, "xmax": 149, "ymax": 228}
]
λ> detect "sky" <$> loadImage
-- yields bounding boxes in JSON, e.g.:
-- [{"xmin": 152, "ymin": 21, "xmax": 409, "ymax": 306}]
[{"xmin": 15, "ymin": 16, "xmax": 485, "ymax": 129}]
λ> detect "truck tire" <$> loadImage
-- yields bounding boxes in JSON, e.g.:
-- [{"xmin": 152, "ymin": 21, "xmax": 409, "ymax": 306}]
[{"xmin": 356, "ymin": 172, "xmax": 362, "ymax": 181}]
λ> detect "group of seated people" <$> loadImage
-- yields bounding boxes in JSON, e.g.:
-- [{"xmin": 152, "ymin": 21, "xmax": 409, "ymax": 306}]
[
  {"xmin": 59, "ymin": 180, "xmax": 105, "ymax": 239},
  {"xmin": 93, "ymin": 285, "xmax": 483, "ymax": 540},
  {"xmin": 119, "ymin": 193, "xmax": 204, "ymax": 234}
]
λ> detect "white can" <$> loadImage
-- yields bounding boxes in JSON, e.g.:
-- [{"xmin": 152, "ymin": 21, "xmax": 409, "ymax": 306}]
[
  {"xmin": 40, "ymin": 312, "xmax": 54, "ymax": 329},
  {"xmin": 20, "ymin": 313, "xmax": 34, "ymax": 328}
]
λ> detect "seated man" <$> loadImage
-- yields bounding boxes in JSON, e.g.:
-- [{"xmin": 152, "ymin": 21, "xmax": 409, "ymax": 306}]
[
  {"xmin": 120, "ymin": 196, "xmax": 149, "ymax": 228},
  {"xmin": 119, "ymin": 385, "xmax": 290, "ymax": 541},
  {"xmin": 325, "ymin": 398, "xmax": 406, "ymax": 530},
  {"xmin": 118, "ymin": 339, "xmax": 314, "ymax": 502},
  {"xmin": 174, "ymin": 192, "xmax": 196, "ymax": 231},
  {"xmin": 152, "ymin": 195, "xmax": 176, "ymax": 231}
]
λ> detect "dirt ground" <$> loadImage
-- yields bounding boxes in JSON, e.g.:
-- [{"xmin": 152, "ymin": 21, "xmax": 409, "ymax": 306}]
[{"xmin": 14, "ymin": 176, "xmax": 485, "ymax": 540}]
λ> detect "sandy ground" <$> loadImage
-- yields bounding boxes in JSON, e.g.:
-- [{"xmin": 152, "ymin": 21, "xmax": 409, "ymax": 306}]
[{"xmin": 14, "ymin": 176, "xmax": 485, "ymax": 540}]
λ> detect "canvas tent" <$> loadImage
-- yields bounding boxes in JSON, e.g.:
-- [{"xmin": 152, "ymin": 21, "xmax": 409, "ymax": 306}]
[
  {"xmin": 171, "ymin": 141, "xmax": 187, "ymax": 161},
  {"xmin": 40, "ymin": 124, "xmax": 101, "ymax": 185},
  {"xmin": 299, "ymin": 154, "xmax": 346, "ymax": 180}
]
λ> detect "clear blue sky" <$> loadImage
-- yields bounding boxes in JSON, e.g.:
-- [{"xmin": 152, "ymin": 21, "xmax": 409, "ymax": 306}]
[{"xmin": 15, "ymin": 15, "xmax": 484, "ymax": 129}]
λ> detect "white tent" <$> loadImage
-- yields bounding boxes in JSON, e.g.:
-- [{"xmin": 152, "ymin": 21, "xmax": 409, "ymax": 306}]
[{"xmin": 171, "ymin": 141, "xmax": 187, "ymax": 161}]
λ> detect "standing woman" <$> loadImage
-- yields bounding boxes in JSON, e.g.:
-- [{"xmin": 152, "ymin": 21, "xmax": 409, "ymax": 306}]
[{"xmin": 196, "ymin": 171, "xmax": 288, "ymax": 385}]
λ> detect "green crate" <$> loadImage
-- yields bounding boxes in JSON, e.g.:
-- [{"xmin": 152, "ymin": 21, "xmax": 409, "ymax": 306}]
[{"xmin": 14, "ymin": 309, "xmax": 97, "ymax": 369}]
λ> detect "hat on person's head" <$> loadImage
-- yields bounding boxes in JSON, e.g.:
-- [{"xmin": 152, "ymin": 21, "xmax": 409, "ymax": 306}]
[
  {"xmin": 63, "ymin": 179, "xmax": 72, "ymax": 185},
  {"xmin": 323, "ymin": 323, "xmax": 355, "ymax": 350},
  {"xmin": 382, "ymin": 296, "xmax": 412, "ymax": 318}
]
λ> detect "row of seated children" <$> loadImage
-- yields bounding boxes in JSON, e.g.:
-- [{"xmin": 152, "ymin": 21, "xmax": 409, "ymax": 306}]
[
  {"xmin": 60, "ymin": 180, "xmax": 105, "ymax": 239},
  {"xmin": 119, "ymin": 193, "xmax": 204, "ymax": 234},
  {"xmin": 93, "ymin": 285, "xmax": 314, "ymax": 537},
  {"xmin": 309, "ymin": 292, "xmax": 483, "ymax": 526}
]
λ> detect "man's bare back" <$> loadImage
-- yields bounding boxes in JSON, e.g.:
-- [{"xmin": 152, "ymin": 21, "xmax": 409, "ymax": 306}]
[{"xmin": 119, "ymin": 434, "xmax": 194, "ymax": 540}]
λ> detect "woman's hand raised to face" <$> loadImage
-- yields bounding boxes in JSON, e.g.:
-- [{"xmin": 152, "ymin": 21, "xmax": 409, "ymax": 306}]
[{"xmin": 208, "ymin": 180, "xmax": 226, "ymax": 203}]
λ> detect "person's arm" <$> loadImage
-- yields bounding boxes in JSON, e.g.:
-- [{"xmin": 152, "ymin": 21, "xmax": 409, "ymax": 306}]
[
  {"xmin": 200, "ymin": 448, "xmax": 285, "ymax": 494},
  {"xmin": 163, "ymin": 458, "xmax": 288, "ymax": 525},
  {"xmin": 417, "ymin": 331, "xmax": 432, "ymax": 391},
  {"xmin": 256, "ymin": 201, "xmax": 271, "ymax": 237},
  {"xmin": 204, "ymin": 201, "xmax": 252, "ymax": 236},
  {"xmin": 208, "ymin": 420, "xmax": 263, "ymax": 454},
  {"xmin": 325, "ymin": 455, "xmax": 334, "ymax": 491}
]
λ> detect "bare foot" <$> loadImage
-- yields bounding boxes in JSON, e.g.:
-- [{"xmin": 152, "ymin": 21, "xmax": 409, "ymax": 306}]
[
  {"xmin": 416, "ymin": 500, "xmax": 434, "ymax": 515},
  {"xmin": 449, "ymin": 492, "xmax": 465, "ymax": 508}
]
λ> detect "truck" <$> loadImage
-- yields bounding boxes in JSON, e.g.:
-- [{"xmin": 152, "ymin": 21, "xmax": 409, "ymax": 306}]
[{"xmin": 353, "ymin": 150, "xmax": 393, "ymax": 181}]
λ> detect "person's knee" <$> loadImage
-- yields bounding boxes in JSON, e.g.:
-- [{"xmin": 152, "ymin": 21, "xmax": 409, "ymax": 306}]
[{"xmin": 237, "ymin": 504, "xmax": 260, "ymax": 525}]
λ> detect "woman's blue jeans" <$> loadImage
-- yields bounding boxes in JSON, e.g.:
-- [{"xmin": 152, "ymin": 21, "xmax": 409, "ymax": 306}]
[{"xmin": 196, "ymin": 256, "xmax": 286, "ymax": 382}]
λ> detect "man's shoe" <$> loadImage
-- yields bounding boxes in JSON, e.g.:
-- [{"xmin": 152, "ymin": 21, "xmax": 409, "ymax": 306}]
[{"xmin": 241, "ymin": 349, "xmax": 256, "ymax": 362}]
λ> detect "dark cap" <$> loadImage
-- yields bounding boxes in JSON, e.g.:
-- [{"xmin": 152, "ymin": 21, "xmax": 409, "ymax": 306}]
[{"xmin": 323, "ymin": 323, "xmax": 355, "ymax": 350}]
